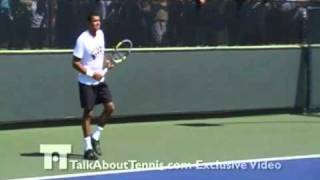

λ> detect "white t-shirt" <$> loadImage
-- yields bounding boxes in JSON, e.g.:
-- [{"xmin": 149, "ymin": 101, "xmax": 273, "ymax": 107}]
[{"xmin": 73, "ymin": 30, "xmax": 107, "ymax": 85}]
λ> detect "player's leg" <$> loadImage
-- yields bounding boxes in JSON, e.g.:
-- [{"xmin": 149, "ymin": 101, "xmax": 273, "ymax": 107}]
[
  {"xmin": 79, "ymin": 83, "xmax": 99, "ymax": 160},
  {"xmin": 91, "ymin": 83, "xmax": 115, "ymax": 155},
  {"xmin": 82, "ymin": 108, "xmax": 98, "ymax": 160},
  {"xmin": 91, "ymin": 102, "xmax": 115, "ymax": 156},
  {"xmin": 82, "ymin": 108, "xmax": 93, "ymax": 142},
  {"xmin": 98, "ymin": 102, "xmax": 115, "ymax": 127}
]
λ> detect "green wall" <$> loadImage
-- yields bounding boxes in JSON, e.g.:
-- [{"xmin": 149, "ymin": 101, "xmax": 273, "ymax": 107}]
[
  {"xmin": 0, "ymin": 48, "xmax": 307, "ymax": 122},
  {"xmin": 311, "ymin": 46, "xmax": 320, "ymax": 108}
]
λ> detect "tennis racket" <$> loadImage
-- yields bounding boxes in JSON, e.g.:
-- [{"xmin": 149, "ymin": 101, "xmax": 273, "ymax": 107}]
[
  {"xmin": 102, "ymin": 39, "xmax": 133, "ymax": 75},
  {"xmin": 111, "ymin": 39, "xmax": 133, "ymax": 64}
]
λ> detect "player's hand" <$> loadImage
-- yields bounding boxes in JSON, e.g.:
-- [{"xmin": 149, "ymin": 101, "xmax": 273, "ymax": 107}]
[
  {"xmin": 104, "ymin": 59, "xmax": 115, "ymax": 69},
  {"xmin": 92, "ymin": 72, "xmax": 103, "ymax": 81}
]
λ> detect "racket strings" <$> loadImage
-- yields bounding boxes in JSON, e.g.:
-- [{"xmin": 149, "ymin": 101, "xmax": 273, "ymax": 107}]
[{"xmin": 112, "ymin": 40, "xmax": 132, "ymax": 63}]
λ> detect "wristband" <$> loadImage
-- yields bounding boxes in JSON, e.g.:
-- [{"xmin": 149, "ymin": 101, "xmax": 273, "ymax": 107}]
[{"xmin": 86, "ymin": 69, "xmax": 94, "ymax": 77}]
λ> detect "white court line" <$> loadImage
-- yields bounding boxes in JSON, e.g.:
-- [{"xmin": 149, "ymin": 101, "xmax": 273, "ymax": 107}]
[{"xmin": 11, "ymin": 154, "xmax": 320, "ymax": 180}]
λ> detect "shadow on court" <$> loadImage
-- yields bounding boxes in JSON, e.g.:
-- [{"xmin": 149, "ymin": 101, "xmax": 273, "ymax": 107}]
[
  {"xmin": 176, "ymin": 123, "xmax": 223, "ymax": 127},
  {"xmin": 0, "ymin": 108, "xmax": 303, "ymax": 131},
  {"xmin": 176, "ymin": 119, "xmax": 320, "ymax": 127},
  {"xmin": 294, "ymin": 113, "xmax": 320, "ymax": 118},
  {"xmin": 20, "ymin": 152, "xmax": 83, "ymax": 160}
]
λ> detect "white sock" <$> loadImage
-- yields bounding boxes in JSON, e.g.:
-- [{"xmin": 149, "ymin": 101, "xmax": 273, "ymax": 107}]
[
  {"xmin": 92, "ymin": 126, "xmax": 104, "ymax": 141},
  {"xmin": 84, "ymin": 136, "xmax": 93, "ymax": 151}
]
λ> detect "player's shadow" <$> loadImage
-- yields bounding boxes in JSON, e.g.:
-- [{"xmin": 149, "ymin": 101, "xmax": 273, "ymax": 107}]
[
  {"xmin": 176, "ymin": 120, "xmax": 320, "ymax": 127},
  {"xmin": 176, "ymin": 123, "xmax": 223, "ymax": 127},
  {"xmin": 297, "ymin": 113, "xmax": 320, "ymax": 118},
  {"xmin": 20, "ymin": 152, "xmax": 83, "ymax": 160}
]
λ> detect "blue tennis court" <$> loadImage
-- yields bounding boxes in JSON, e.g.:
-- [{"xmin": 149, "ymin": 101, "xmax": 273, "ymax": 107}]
[{"xmin": 22, "ymin": 155, "xmax": 320, "ymax": 180}]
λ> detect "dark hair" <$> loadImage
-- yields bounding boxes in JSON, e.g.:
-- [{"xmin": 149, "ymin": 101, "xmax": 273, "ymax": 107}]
[{"xmin": 87, "ymin": 11, "xmax": 100, "ymax": 22}]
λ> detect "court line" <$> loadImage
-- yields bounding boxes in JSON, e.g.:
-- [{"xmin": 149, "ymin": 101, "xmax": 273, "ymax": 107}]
[{"xmin": 12, "ymin": 154, "xmax": 320, "ymax": 180}]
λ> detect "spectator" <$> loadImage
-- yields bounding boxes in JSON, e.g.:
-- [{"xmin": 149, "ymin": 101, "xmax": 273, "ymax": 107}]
[
  {"xmin": 151, "ymin": 0, "xmax": 168, "ymax": 46},
  {"xmin": 167, "ymin": 0, "xmax": 187, "ymax": 46},
  {"xmin": 193, "ymin": 0, "xmax": 211, "ymax": 45},
  {"xmin": 264, "ymin": 0, "xmax": 296, "ymax": 44},
  {"xmin": 123, "ymin": 0, "xmax": 152, "ymax": 47},
  {"xmin": 199, "ymin": 0, "xmax": 227, "ymax": 46},
  {"xmin": 0, "ymin": 0, "xmax": 13, "ymax": 48},
  {"xmin": 183, "ymin": 0, "xmax": 199, "ymax": 46},
  {"xmin": 11, "ymin": 0, "xmax": 32, "ymax": 49},
  {"xmin": 247, "ymin": 0, "xmax": 270, "ymax": 44},
  {"xmin": 224, "ymin": 0, "xmax": 239, "ymax": 45},
  {"xmin": 29, "ymin": 0, "xmax": 48, "ymax": 49},
  {"xmin": 55, "ymin": 0, "xmax": 77, "ymax": 48},
  {"xmin": 95, "ymin": 0, "xmax": 108, "ymax": 21},
  {"xmin": 47, "ymin": 0, "xmax": 57, "ymax": 47},
  {"xmin": 104, "ymin": 0, "xmax": 126, "ymax": 47},
  {"xmin": 280, "ymin": 0, "xmax": 299, "ymax": 43},
  {"xmin": 137, "ymin": 0, "xmax": 153, "ymax": 46}
]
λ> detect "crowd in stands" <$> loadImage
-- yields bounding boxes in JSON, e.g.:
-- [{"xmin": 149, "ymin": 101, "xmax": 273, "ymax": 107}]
[{"xmin": 0, "ymin": 0, "xmax": 318, "ymax": 49}]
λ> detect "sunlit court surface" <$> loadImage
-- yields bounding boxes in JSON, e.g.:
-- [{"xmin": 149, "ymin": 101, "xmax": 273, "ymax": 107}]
[
  {"xmin": 1, "ymin": 0, "xmax": 320, "ymax": 180},
  {"xmin": 1, "ymin": 115, "xmax": 320, "ymax": 179}
]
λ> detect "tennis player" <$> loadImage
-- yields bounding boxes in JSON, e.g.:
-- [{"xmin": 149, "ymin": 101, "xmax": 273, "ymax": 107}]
[{"xmin": 72, "ymin": 12, "xmax": 115, "ymax": 160}]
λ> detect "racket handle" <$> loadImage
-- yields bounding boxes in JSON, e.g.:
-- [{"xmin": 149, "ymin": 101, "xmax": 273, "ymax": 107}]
[{"xmin": 102, "ymin": 68, "xmax": 108, "ymax": 75}]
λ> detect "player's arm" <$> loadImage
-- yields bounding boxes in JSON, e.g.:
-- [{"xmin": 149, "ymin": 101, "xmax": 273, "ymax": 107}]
[
  {"xmin": 72, "ymin": 56, "xmax": 103, "ymax": 81},
  {"xmin": 72, "ymin": 56, "xmax": 86, "ymax": 74}
]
